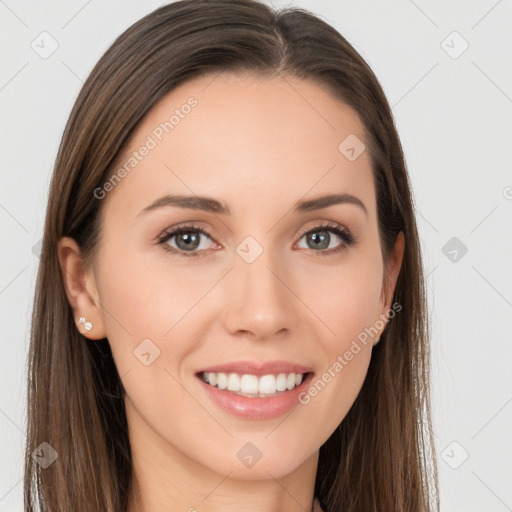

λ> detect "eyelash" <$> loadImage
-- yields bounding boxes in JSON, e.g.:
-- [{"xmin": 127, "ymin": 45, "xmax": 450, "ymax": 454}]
[{"xmin": 156, "ymin": 221, "xmax": 357, "ymax": 258}]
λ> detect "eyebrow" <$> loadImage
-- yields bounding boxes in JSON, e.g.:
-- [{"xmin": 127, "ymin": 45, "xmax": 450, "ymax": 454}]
[{"xmin": 136, "ymin": 192, "xmax": 368, "ymax": 218}]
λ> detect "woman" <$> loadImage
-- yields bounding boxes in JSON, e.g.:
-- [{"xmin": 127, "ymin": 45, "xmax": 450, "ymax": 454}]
[{"xmin": 24, "ymin": 1, "xmax": 439, "ymax": 511}]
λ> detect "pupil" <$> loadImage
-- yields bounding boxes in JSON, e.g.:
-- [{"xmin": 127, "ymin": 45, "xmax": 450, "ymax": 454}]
[
  {"xmin": 308, "ymin": 231, "xmax": 329, "ymax": 250},
  {"xmin": 177, "ymin": 232, "xmax": 199, "ymax": 250}
]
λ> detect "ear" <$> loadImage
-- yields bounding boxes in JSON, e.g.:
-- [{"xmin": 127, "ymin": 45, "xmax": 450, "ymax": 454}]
[
  {"xmin": 378, "ymin": 230, "xmax": 405, "ymax": 329},
  {"xmin": 57, "ymin": 236, "xmax": 107, "ymax": 340}
]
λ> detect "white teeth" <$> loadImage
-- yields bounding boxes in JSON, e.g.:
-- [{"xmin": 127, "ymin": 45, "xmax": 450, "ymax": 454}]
[
  {"xmin": 258, "ymin": 374, "xmax": 276, "ymax": 394},
  {"xmin": 202, "ymin": 371, "xmax": 307, "ymax": 396},
  {"xmin": 227, "ymin": 373, "xmax": 241, "ymax": 392},
  {"xmin": 217, "ymin": 372, "xmax": 228, "ymax": 390},
  {"xmin": 276, "ymin": 373, "xmax": 287, "ymax": 392},
  {"xmin": 240, "ymin": 374, "xmax": 259, "ymax": 394},
  {"xmin": 208, "ymin": 372, "xmax": 218, "ymax": 387}
]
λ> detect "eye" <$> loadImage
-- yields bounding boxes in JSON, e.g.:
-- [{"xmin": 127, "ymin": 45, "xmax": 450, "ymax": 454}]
[
  {"xmin": 295, "ymin": 222, "xmax": 357, "ymax": 255},
  {"xmin": 157, "ymin": 221, "xmax": 357, "ymax": 258},
  {"xmin": 157, "ymin": 223, "xmax": 218, "ymax": 257}
]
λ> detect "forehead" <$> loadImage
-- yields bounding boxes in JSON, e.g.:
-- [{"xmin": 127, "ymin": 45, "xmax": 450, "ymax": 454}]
[{"xmin": 103, "ymin": 72, "xmax": 375, "ymax": 221}]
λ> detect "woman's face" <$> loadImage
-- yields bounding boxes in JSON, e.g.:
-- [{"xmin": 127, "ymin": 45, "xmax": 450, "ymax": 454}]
[{"xmin": 78, "ymin": 72, "xmax": 402, "ymax": 482}]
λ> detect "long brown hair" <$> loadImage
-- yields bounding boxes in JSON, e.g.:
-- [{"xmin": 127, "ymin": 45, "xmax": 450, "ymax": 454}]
[{"xmin": 25, "ymin": 1, "xmax": 439, "ymax": 510}]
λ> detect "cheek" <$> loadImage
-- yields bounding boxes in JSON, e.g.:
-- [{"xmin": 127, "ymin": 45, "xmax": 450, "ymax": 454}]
[
  {"xmin": 97, "ymin": 243, "xmax": 217, "ymax": 341},
  {"xmin": 298, "ymin": 344, "xmax": 372, "ymax": 448},
  {"xmin": 290, "ymin": 257, "xmax": 381, "ymax": 442},
  {"xmin": 94, "ymin": 242, "xmax": 226, "ymax": 397},
  {"xmin": 294, "ymin": 253, "xmax": 384, "ymax": 347},
  {"xmin": 94, "ymin": 246, "xmax": 206, "ymax": 440},
  {"xmin": 93, "ymin": 244, "xmax": 180, "ymax": 372}
]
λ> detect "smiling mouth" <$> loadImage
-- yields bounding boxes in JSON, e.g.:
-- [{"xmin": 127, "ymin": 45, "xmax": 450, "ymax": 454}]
[{"xmin": 197, "ymin": 371, "xmax": 312, "ymax": 398}]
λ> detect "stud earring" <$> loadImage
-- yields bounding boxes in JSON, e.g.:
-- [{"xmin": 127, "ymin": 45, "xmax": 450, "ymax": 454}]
[{"xmin": 78, "ymin": 316, "xmax": 93, "ymax": 332}]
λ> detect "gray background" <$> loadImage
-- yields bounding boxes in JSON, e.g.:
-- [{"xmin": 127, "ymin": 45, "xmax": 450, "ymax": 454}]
[{"xmin": 1, "ymin": 0, "xmax": 511, "ymax": 510}]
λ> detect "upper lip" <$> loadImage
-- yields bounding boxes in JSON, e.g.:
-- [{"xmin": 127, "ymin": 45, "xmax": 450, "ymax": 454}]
[{"xmin": 197, "ymin": 360, "xmax": 313, "ymax": 377}]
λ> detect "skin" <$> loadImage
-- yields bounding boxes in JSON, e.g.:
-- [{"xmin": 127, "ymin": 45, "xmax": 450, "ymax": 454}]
[{"xmin": 59, "ymin": 72, "xmax": 404, "ymax": 512}]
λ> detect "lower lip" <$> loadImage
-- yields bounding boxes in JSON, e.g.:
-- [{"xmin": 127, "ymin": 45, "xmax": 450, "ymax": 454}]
[{"xmin": 197, "ymin": 372, "xmax": 314, "ymax": 420}]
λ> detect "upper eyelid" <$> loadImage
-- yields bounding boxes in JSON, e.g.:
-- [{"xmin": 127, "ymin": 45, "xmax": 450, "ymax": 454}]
[{"xmin": 296, "ymin": 221, "xmax": 348, "ymax": 237}]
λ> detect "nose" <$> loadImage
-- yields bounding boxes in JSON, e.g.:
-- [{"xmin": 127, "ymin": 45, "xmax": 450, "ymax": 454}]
[{"xmin": 222, "ymin": 249, "xmax": 300, "ymax": 341}]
